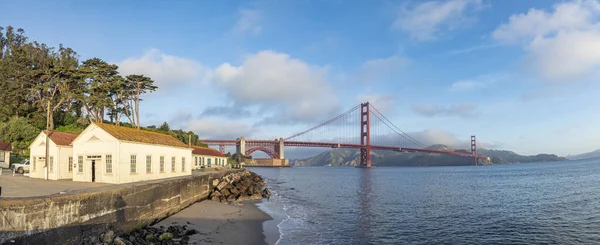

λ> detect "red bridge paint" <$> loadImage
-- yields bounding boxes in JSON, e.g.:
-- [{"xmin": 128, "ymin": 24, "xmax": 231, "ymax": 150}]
[{"xmin": 201, "ymin": 102, "xmax": 486, "ymax": 166}]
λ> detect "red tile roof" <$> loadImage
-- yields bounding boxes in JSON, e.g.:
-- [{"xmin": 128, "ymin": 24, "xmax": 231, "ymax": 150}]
[
  {"xmin": 0, "ymin": 142, "xmax": 12, "ymax": 151},
  {"xmin": 43, "ymin": 131, "xmax": 79, "ymax": 146},
  {"xmin": 94, "ymin": 123, "xmax": 190, "ymax": 148},
  {"xmin": 191, "ymin": 146, "xmax": 226, "ymax": 157}
]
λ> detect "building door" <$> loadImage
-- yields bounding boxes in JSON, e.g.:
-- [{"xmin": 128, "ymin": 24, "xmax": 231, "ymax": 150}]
[{"xmin": 91, "ymin": 160, "xmax": 96, "ymax": 182}]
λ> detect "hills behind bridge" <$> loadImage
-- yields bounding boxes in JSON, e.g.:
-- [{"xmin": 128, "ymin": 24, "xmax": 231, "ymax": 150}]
[{"xmin": 290, "ymin": 145, "xmax": 566, "ymax": 167}]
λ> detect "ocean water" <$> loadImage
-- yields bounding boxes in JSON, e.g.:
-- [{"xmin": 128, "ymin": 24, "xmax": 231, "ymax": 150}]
[{"xmin": 251, "ymin": 158, "xmax": 600, "ymax": 245}]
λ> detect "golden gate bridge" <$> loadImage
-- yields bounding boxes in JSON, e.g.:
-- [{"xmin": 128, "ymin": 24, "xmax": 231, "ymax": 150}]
[{"xmin": 201, "ymin": 102, "xmax": 486, "ymax": 167}]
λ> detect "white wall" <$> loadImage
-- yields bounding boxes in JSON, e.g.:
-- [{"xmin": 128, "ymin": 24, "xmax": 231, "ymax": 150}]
[
  {"xmin": 72, "ymin": 124, "xmax": 193, "ymax": 184},
  {"xmin": 72, "ymin": 124, "xmax": 120, "ymax": 183},
  {"xmin": 118, "ymin": 142, "xmax": 192, "ymax": 183},
  {"xmin": 28, "ymin": 132, "xmax": 62, "ymax": 180},
  {"xmin": 58, "ymin": 146, "xmax": 74, "ymax": 179},
  {"xmin": 192, "ymin": 155, "xmax": 228, "ymax": 169},
  {"xmin": 0, "ymin": 150, "xmax": 10, "ymax": 167}
]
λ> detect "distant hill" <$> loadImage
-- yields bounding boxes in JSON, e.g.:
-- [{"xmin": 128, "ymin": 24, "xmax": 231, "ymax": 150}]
[
  {"xmin": 291, "ymin": 146, "xmax": 566, "ymax": 167},
  {"xmin": 566, "ymin": 149, "xmax": 600, "ymax": 160},
  {"xmin": 477, "ymin": 149, "xmax": 566, "ymax": 164}
]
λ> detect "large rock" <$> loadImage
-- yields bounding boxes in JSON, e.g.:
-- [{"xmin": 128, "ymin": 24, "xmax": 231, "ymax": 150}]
[
  {"xmin": 212, "ymin": 178, "xmax": 219, "ymax": 187},
  {"xmin": 100, "ymin": 230, "xmax": 116, "ymax": 243},
  {"xmin": 262, "ymin": 188, "xmax": 272, "ymax": 198},
  {"xmin": 221, "ymin": 188, "xmax": 231, "ymax": 197},
  {"xmin": 113, "ymin": 237, "xmax": 131, "ymax": 245},
  {"xmin": 226, "ymin": 195, "xmax": 236, "ymax": 202},
  {"xmin": 216, "ymin": 181, "xmax": 228, "ymax": 191}
]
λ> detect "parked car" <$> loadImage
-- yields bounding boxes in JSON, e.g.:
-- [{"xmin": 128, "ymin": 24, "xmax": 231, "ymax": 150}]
[{"xmin": 12, "ymin": 159, "xmax": 30, "ymax": 174}]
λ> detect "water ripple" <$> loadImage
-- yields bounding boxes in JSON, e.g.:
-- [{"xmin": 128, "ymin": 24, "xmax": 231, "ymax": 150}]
[{"xmin": 251, "ymin": 159, "xmax": 600, "ymax": 245}]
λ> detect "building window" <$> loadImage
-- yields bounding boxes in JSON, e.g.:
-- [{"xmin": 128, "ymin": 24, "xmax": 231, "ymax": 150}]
[
  {"xmin": 182, "ymin": 157, "xmax": 186, "ymax": 172},
  {"xmin": 194, "ymin": 157, "xmax": 198, "ymax": 166},
  {"xmin": 78, "ymin": 156, "xmax": 84, "ymax": 173},
  {"xmin": 130, "ymin": 155, "xmax": 137, "ymax": 173},
  {"xmin": 171, "ymin": 157, "xmax": 176, "ymax": 172},
  {"xmin": 0, "ymin": 152, "xmax": 4, "ymax": 161},
  {"xmin": 160, "ymin": 156, "xmax": 165, "ymax": 172},
  {"xmin": 208, "ymin": 158, "xmax": 211, "ymax": 167},
  {"xmin": 68, "ymin": 157, "xmax": 73, "ymax": 172},
  {"xmin": 49, "ymin": 156, "xmax": 54, "ymax": 172},
  {"xmin": 201, "ymin": 157, "xmax": 205, "ymax": 166},
  {"xmin": 106, "ymin": 155, "xmax": 112, "ymax": 173},
  {"xmin": 146, "ymin": 155, "xmax": 152, "ymax": 173},
  {"xmin": 33, "ymin": 157, "xmax": 37, "ymax": 171}
]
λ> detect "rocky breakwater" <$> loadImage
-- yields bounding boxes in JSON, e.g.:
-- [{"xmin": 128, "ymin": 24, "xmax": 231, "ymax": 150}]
[
  {"xmin": 209, "ymin": 169, "xmax": 272, "ymax": 204},
  {"xmin": 82, "ymin": 223, "xmax": 199, "ymax": 245}
]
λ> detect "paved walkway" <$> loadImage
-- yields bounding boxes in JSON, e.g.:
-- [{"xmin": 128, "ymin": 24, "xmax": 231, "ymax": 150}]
[
  {"xmin": 0, "ymin": 169, "xmax": 112, "ymax": 198},
  {"xmin": 0, "ymin": 169, "xmax": 224, "ymax": 198}
]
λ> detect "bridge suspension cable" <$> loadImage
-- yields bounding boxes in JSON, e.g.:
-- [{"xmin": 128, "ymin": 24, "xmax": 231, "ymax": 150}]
[
  {"xmin": 285, "ymin": 104, "xmax": 361, "ymax": 141},
  {"xmin": 368, "ymin": 104, "xmax": 427, "ymax": 148}
]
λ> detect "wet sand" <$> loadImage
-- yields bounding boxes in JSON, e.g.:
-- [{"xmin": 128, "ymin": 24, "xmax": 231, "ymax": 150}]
[{"xmin": 154, "ymin": 200, "xmax": 275, "ymax": 245}]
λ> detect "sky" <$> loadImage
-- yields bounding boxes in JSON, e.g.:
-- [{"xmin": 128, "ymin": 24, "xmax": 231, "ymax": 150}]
[{"xmin": 3, "ymin": 0, "xmax": 600, "ymax": 157}]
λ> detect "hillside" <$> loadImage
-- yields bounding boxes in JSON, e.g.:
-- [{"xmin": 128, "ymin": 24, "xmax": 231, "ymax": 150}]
[
  {"xmin": 566, "ymin": 149, "xmax": 600, "ymax": 160},
  {"xmin": 477, "ymin": 149, "xmax": 566, "ymax": 164},
  {"xmin": 291, "ymin": 146, "xmax": 566, "ymax": 167}
]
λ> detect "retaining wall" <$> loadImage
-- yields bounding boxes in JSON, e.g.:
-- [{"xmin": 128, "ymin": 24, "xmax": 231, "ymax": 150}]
[{"xmin": 0, "ymin": 170, "xmax": 240, "ymax": 244}]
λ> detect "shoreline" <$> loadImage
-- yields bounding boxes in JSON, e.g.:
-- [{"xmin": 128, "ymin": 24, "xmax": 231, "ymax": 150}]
[{"xmin": 154, "ymin": 199, "xmax": 279, "ymax": 245}]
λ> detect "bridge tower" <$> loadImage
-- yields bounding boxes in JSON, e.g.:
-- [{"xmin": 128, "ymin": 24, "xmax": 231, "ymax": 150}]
[
  {"xmin": 471, "ymin": 135, "xmax": 477, "ymax": 166},
  {"xmin": 236, "ymin": 137, "xmax": 246, "ymax": 156},
  {"xmin": 273, "ymin": 137, "xmax": 285, "ymax": 159},
  {"xmin": 219, "ymin": 144, "xmax": 226, "ymax": 154},
  {"xmin": 359, "ymin": 102, "xmax": 372, "ymax": 167}
]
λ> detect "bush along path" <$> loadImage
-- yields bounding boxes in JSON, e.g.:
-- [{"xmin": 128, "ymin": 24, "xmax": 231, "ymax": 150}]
[{"xmin": 209, "ymin": 169, "xmax": 272, "ymax": 204}]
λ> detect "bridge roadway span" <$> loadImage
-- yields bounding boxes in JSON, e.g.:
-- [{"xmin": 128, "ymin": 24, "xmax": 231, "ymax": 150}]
[{"xmin": 201, "ymin": 139, "xmax": 483, "ymax": 158}]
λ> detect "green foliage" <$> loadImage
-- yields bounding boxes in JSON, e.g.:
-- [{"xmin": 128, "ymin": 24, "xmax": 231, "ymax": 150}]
[
  {"xmin": 55, "ymin": 124, "xmax": 86, "ymax": 134},
  {"xmin": 159, "ymin": 122, "xmax": 170, "ymax": 132},
  {"xmin": 0, "ymin": 25, "xmax": 201, "ymax": 154},
  {"xmin": 0, "ymin": 117, "xmax": 40, "ymax": 153}
]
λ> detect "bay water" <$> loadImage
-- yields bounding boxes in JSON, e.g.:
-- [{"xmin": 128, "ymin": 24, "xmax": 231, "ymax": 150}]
[{"xmin": 252, "ymin": 158, "xmax": 600, "ymax": 245}]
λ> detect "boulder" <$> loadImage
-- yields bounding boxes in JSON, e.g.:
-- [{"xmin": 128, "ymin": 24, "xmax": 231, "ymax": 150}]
[
  {"xmin": 212, "ymin": 179, "xmax": 219, "ymax": 187},
  {"xmin": 227, "ymin": 195, "xmax": 236, "ymax": 202},
  {"xmin": 216, "ymin": 181, "xmax": 228, "ymax": 190},
  {"xmin": 113, "ymin": 237, "xmax": 131, "ymax": 245},
  {"xmin": 159, "ymin": 232, "xmax": 173, "ymax": 241},
  {"xmin": 100, "ymin": 230, "xmax": 116, "ymax": 243},
  {"xmin": 262, "ymin": 188, "xmax": 271, "ymax": 198},
  {"xmin": 230, "ymin": 187, "xmax": 240, "ymax": 196},
  {"xmin": 221, "ymin": 188, "xmax": 231, "ymax": 197},
  {"xmin": 211, "ymin": 195, "xmax": 220, "ymax": 202}
]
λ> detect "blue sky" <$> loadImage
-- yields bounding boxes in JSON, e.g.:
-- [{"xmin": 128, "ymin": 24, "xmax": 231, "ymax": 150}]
[{"xmin": 3, "ymin": 0, "xmax": 600, "ymax": 157}]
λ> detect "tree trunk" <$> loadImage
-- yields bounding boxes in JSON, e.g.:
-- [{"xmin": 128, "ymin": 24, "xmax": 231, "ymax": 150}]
[{"xmin": 135, "ymin": 97, "xmax": 140, "ymax": 129}]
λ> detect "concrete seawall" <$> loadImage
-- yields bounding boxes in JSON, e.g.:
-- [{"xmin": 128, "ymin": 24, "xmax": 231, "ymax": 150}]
[{"xmin": 0, "ymin": 170, "xmax": 241, "ymax": 244}]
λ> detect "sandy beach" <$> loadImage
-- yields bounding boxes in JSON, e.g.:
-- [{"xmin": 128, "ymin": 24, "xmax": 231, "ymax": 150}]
[{"xmin": 154, "ymin": 200, "xmax": 275, "ymax": 245}]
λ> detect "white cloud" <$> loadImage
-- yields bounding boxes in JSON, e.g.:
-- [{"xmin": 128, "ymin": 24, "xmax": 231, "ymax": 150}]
[
  {"xmin": 412, "ymin": 103, "xmax": 478, "ymax": 118},
  {"xmin": 116, "ymin": 49, "xmax": 204, "ymax": 88},
  {"xmin": 393, "ymin": 0, "xmax": 485, "ymax": 41},
  {"xmin": 357, "ymin": 94, "xmax": 394, "ymax": 113},
  {"xmin": 492, "ymin": 0, "xmax": 600, "ymax": 81},
  {"xmin": 408, "ymin": 129, "xmax": 502, "ymax": 149},
  {"xmin": 450, "ymin": 73, "xmax": 507, "ymax": 91},
  {"xmin": 211, "ymin": 50, "xmax": 340, "ymax": 123},
  {"xmin": 358, "ymin": 56, "xmax": 409, "ymax": 83},
  {"xmin": 232, "ymin": 9, "xmax": 262, "ymax": 36},
  {"xmin": 187, "ymin": 118, "xmax": 255, "ymax": 139}
]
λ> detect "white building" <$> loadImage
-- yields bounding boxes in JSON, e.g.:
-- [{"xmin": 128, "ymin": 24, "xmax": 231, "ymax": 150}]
[
  {"xmin": 192, "ymin": 146, "xmax": 228, "ymax": 169},
  {"xmin": 71, "ymin": 122, "xmax": 193, "ymax": 184},
  {"xmin": 0, "ymin": 142, "xmax": 12, "ymax": 168},
  {"xmin": 29, "ymin": 131, "xmax": 78, "ymax": 180}
]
